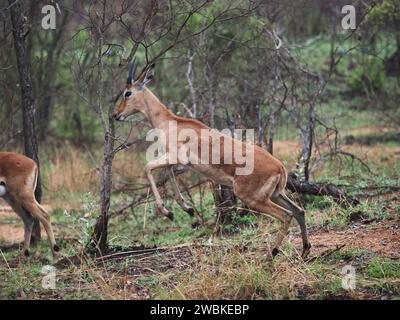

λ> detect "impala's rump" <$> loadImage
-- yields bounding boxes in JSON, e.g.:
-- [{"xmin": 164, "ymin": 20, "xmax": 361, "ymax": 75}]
[{"xmin": 0, "ymin": 151, "xmax": 59, "ymax": 257}]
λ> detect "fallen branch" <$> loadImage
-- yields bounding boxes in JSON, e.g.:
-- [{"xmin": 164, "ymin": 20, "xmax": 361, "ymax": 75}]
[
  {"xmin": 95, "ymin": 242, "xmax": 222, "ymax": 264},
  {"xmin": 287, "ymin": 173, "xmax": 360, "ymax": 207}
]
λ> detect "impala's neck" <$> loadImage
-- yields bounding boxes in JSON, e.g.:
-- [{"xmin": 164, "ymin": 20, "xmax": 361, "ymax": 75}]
[{"xmin": 142, "ymin": 88, "xmax": 174, "ymax": 129}]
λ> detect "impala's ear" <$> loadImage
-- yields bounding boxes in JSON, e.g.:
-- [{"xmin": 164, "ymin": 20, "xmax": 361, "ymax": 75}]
[{"xmin": 137, "ymin": 63, "xmax": 155, "ymax": 87}]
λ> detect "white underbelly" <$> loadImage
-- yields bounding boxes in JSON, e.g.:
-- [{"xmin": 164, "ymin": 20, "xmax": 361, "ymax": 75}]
[{"xmin": 0, "ymin": 184, "xmax": 7, "ymax": 197}]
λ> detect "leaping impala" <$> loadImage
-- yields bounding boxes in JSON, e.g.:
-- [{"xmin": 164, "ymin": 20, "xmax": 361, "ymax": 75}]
[
  {"xmin": 0, "ymin": 152, "xmax": 59, "ymax": 257},
  {"xmin": 114, "ymin": 61, "xmax": 311, "ymax": 258}
]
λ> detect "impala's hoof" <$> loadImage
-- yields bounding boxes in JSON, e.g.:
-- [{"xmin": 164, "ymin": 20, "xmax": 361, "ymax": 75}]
[
  {"xmin": 191, "ymin": 221, "xmax": 200, "ymax": 229},
  {"xmin": 53, "ymin": 244, "xmax": 60, "ymax": 252},
  {"xmin": 186, "ymin": 207, "xmax": 195, "ymax": 217},
  {"xmin": 24, "ymin": 249, "xmax": 30, "ymax": 257},
  {"xmin": 166, "ymin": 212, "xmax": 174, "ymax": 221},
  {"xmin": 272, "ymin": 248, "xmax": 280, "ymax": 257},
  {"xmin": 301, "ymin": 243, "xmax": 311, "ymax": 259}
]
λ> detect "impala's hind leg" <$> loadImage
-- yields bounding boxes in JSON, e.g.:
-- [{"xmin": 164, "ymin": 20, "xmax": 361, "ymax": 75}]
[
  {"xmin": 3, "ymin": 194, "xmax": 34, "ymax": 257},
  {"xmin": 19, "ymin": 207, "xmax": 34, "ymax": 257},
  {"xmin": 21, "ymin": 197, "xmax": 59, "ymax": 257},
  {"xmin": 272, "ymin": 193, "xmax": 311, "ymax": 258},
  {"xmin": 255, "ymin": 200, "xmax": 293, "ymax": 257},
  {"xmin": 234, "ymin": 177, "xmax": 293, "ymax": 257}
]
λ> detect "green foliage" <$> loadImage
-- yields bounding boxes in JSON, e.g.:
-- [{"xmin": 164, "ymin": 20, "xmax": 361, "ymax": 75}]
[
  {"xmin": 365, "ymin": 0, "xmax": 400, "ymax": 31},
  {"xmin": 325, "ymin": 248, "xmax": 373, "ymax": 263},
  {"xmin": 53, "ymin": 111, "xmax": 102, "ymax": 142},
  {"xmin": 223, "ymin": 212, "xmax": 258, "ymax": 233},
  {"xmin": 64, "ymin": 192, "xmax": 99, "ymax": 247},
  {"xmin": 347, "ymin": 58, "xmax": 386, "ymax": 95},
  {"xmin": 368, "ymin": 259, "xmax": 400, "ymax": 279},
  {"xmin": 305, "ymin": 195, "xmax": 335, "ymax": 211}
]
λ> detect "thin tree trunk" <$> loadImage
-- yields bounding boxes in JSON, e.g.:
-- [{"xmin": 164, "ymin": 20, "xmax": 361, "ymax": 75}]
[
  {"xmin": 214, "ymin": 184, "xmax": 237, "ymax": 227},
  {"xmin": 207, "ymin": 98, "xmax": 215, "ymax": 128},
  {"xmin": 257, "ymin": 104, "xmax": 267, "ymax": 148},
  {"xmin": 266, "ymin": 110, "xmax": 276, "ymax": 154},
  {"xmin": 299, "ymin": 103, "xmax": 316, "ymax": 181},
  {"xmin": 93, "ymin": 127, "xmax": 114, "ymax": 254},
  {"xmin": 9, "ymin": 0, "xmax": 41, "ymax": 243},
  {"xmin": 91, "ymin": 8, "xmax": 115, "ymax": 254},
  {"xmin": 186, "ymin": 50, "xmax": 197, "ymax": 118}
]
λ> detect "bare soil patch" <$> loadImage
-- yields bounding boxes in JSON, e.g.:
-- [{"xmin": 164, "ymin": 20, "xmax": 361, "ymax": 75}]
[
  {"xmin": 0, "ymin": 203, "xmax": 49, "ymax": 243},
  {"xmin": 292, "ymin": 220, "xmax": 400, "ymax": 259}
]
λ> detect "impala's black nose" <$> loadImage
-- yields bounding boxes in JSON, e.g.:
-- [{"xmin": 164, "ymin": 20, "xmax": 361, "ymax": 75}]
[{"xmin": 114, "ymin": 113, "xmax": 125, "ymax": 121}]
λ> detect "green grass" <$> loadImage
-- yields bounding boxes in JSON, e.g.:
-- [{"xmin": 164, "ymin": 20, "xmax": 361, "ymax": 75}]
[
  {"xmin": 107, "ymin": 198, "xmax": 215, "ymax": 248},
  {"xmin": 368, "ymin": 259, "xmax": 400, "ymax": 279}
]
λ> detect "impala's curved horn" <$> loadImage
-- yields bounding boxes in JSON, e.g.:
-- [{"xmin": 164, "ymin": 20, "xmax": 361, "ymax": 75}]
[{"xmin": 127, "ymin": 57, "xmax": 138, "ymax": 84}]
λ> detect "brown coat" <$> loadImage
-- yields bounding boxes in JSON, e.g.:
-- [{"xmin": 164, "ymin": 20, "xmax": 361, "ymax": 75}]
[
  {"xmin": 0, "ymin": 152, "xmax": 38, "ymax": 195},
  {"xmin": 0, "ymin": 151, "xmax": 58, "ymax": 257}
]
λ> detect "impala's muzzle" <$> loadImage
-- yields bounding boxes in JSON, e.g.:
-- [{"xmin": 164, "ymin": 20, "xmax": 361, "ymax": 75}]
[{"xmin": 114, "ymin": 112, "xmax": 125, "ymax": 121}]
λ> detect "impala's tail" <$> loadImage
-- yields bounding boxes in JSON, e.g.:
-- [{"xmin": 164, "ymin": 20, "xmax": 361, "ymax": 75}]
[
  {"xmin": 30, "ymin": 165, "xmax": 49, "ymax": 219},
  {"xmin": 31, "ymin": 164, "xmax": 43, "ymax": 203},
  {"xmin": 278, "ymin": 165, "xmax": 288, "ymax": 192}
]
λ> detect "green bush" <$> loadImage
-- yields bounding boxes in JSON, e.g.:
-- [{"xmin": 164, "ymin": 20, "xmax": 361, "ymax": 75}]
[{"xmin": 348, "ymin": 58, "xmax": 386, "ymax": 95}]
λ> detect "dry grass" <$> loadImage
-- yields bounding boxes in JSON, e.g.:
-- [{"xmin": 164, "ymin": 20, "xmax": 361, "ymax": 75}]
[
  {"xmin": 153, "ymin": 246, "xmax": 316, "ymax": 300},
  {"xmin": 43, "ymin": 144, "xmax": 99, "ymax": 204},
  {"xmin": 41, "ymin": 143, "xmax": 146, "ymax": 207}
]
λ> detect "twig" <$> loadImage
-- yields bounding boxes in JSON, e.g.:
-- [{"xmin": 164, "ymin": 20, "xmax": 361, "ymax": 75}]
[
  {"xmin": 94, "ymin": 242, "xmax": 221, "ymax": 263},
  {"xmin": 305, "ymin": 244, "xmax": 346, "ymax": 262}
]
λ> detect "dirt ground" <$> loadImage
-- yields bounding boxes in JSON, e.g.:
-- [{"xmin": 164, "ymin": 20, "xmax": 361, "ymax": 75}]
[
  {"xmin": 292, "ymin": 220, "xmax": 400, "ymax": 260},
  {"xmin": 0, "ymin": 204, "xmax": 49, "ymax": 243}
]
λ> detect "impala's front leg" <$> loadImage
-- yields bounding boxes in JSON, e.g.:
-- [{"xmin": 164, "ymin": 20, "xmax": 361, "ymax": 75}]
[
  {"xmin": 169, "ymin": 167, "xmax": 195, "ymax": 217},
  {"xmin": 144, "ymin": 154, "xmax": 174, "ymax": 220}
]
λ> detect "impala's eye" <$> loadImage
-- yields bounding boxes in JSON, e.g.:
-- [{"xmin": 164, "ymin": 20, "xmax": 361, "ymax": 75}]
[{"xmin": 125, "ymin": 91, "xmax": 132, "ymax": 98}]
